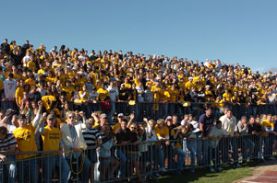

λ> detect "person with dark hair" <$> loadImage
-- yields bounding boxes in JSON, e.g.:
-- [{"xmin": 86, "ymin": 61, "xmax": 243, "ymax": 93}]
[
  {"xmin": 12, "ymin": 113, "xmax": 39, "ymax": 183},
  {"xmin": 199, "ymin": 107, "xmax": 215, "ymax": 137},
  {"xmin": 199, "ymin": 107, "xmax": 215, "ymax": 165},
  {"xmin": 115, "ymin": 119, "xmax": 129, "ymax": 179},
  {"xmin": 248, "ymin": 116, "xmax": 264, "ymax": 161},
  {"xmin": 236, "ymin": 116, "xmax": 254, "ymax": 161},
  {"xmin": 0, "ymin": 126, "xmax": 17, "ymax": 183}
]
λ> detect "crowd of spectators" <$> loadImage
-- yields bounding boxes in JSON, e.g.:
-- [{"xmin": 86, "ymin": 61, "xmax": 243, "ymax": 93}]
[
  {"xmin": 0, "ymin": 105, "xmax": 276, "ymax": 182},
  {"xmin": 0, "ymin": 39, "xmax": 276, "ymax": 113},
  {"xmin": 0, "ymin": 39, "xmax": 277, "ymax": 183}
]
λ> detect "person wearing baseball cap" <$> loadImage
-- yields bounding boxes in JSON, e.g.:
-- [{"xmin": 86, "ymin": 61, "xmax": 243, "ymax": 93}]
[
  {"xmin": 99, "ymin": 113, "xmax": 109, "ymax": 127},
  {"xmin": 39, "ymin": 113, "xmax": 70, "ymax": 183}
]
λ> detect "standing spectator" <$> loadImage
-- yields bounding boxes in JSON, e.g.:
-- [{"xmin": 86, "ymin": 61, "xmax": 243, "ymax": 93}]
[
  {"xmin": 81, "ymin": 117, "xmax": 102, "ymax": 183},
  {"xmin": 154, "ymin": 119, "xmax": 169, "ymax": 172},
  {"xmin": 39, "ymin": 113, "xmax": 70, "ymax": 183},
  {"xmin": 126, "ymin": 123, "xmax": 142, "ymax": 183},
  {"xmin": 115, "ymin": 119, "xmax": 129, "ymax": 179},
  {"xmin": 144, "ymin": 119, "xmax": 160, "ymax": 176},
  {"xmin": 219, "ymin": 109, "xmax": 239, "ymax": 167},
  {"xmin": 144, "ymin": 85, "xmax": 154, "ymax": 119},
  {"xmin": 236, "ymin": 116, "xmax": 254, "ymax": 161},
  {"xmin": 199, "ymin": 107, "xmax": 215, "ymax": 137},
  {"xmin": 107, "ymin": 81, "xmax": 119, "ymax": 123},
  {"xmin": 0, "ymin": 126, "xmax": 17, "ymax": 183},
  {"xmin": 199, "ymin": 107, "xmax": 215, "ymax": 165},
  {"xmin": 60, "ymin": 111, "xmax": 90, "ymax": 182},
  {"xmin": 208, "ymin": 120, "xmax": 228, "ymax": 172},
  {"xmin": 12, "ymin": 114, "xmax": 39, "ymax": 183},
  {"xmin": 98, "ymin": 124, "xmax": 119, "ymax": 181},
  {"xmin": 261, "ymin": 114, "xmax": 275, "ymax": 159},
  {"xmin": 0, "ymin": 111, "xmax": 17, "ymax": 133},
  {"xmin": 247, "ymin": 116, "xmax": 264, "ymax": 161},
  {"xmin": 3, "ymin": 73, "xmax": 17, "ymax": 110}
]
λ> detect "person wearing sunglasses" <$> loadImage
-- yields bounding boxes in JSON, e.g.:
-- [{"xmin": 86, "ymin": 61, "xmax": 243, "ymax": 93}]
[{"xmin": 60, "ymin": 111, "xmax": 90, "ymax": 182}]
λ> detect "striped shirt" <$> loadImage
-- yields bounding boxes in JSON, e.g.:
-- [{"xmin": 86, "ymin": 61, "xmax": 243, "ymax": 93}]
[
  {"xmin": 81, "ymin": 128, "xmax": 101, "ymax": 149},
  {"xmin": 0, "ymin": 133, "xmax": 17, "ymax": 152}
]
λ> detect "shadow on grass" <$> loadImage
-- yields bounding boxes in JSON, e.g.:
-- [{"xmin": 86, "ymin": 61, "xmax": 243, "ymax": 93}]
[{"xmin": 157, "ymin": 162, "xmax": 262, "ymax": 183}]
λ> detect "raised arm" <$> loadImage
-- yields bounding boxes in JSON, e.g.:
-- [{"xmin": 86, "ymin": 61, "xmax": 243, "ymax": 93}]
[{"xmin": 32, "ymin": 101, "xmax": 43, "ymax": 128}]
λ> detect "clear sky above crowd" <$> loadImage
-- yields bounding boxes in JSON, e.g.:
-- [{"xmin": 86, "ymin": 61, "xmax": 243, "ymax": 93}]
[{"xmin": 0, "ymin": 0, "xmax": 276, "ymax": 72}]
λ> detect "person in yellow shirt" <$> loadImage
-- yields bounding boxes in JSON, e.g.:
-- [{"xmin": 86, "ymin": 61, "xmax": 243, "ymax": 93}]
[
  {"xmin": 222, "ymin": 89, "xmax": 233, "ymax": 103},
  {"xmin": 112, "ymin": 113, "xmax": 124, "ymax": 134},
  {"xmin": 24, "ymin": 72, "xmax": 36, "ymax": 88},
  {"xmin": 13, "ymin": 114, "xmax": 39, "ymax": 183},
  {"xmin": 74, "ymin": 85, "xmax": 89, "ymax": 104},
  {"xmin": 61, "ymin": 80, "xmax": 75, "ymax": 101},
  {"xmin": 154, "ymin": 119, "xmax": 169, "ymax": 171},
  {"xmin": 184, "ymin": 77, "xmax": 194, "ymax": 90},
  {"xmin": 97, "ymin": 83, "xmax": 110, "ymax": 101},
  {"xmin": 261, "ymin": 114, "xmax": 276, "ymax": 159},
  {"xmin": 15, "ymin": 79, "xmax": 24, "ymax": 107},
  {"xmin": 38, "ymin": 113, "xmax": 70, "ymax": 183},
  {"xmin": 261, "ymin": 114, "xmax": 274, "ymax": 131}
]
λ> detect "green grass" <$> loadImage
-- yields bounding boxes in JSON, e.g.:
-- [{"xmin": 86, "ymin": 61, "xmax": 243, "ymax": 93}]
[{"xmin": 158, "ymin": 167, "xmax": 253, "ymax": 183}]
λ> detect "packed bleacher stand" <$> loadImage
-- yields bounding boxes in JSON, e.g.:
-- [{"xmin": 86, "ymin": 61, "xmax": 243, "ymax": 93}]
[{"xmin": 0, "ymin": 39, "xmax": 276, "ymax": 183}]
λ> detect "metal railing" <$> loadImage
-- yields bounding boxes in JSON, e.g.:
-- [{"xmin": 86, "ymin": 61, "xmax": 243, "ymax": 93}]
[{"xmin": 1, "ymin": 134, "xmax": 276, "ymax": 183}]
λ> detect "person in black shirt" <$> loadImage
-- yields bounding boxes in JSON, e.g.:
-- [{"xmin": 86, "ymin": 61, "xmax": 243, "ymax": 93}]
[
  {"xmin": 115, "ymin": 119, "xmax": 129, "ymax": 179},
  {"xmin": 247, "ymin": 116, "xmax": 264, "ymax": 160},
  {"xmin": 199, "ymin": 107, "xmax": 215, "ymax": 137},
  {"xmin": 127, "ymin": 123, "xmax": 142, "ymax": 183},
  {"xmin": 199, "ymin": 107, "xmax": 215, "ymax": 165}
]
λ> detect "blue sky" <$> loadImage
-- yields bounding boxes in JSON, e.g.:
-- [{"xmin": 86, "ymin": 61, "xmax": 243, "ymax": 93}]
[{"xmin": 1, "ymin": 0, "xmax": 276, "ymax": 71}]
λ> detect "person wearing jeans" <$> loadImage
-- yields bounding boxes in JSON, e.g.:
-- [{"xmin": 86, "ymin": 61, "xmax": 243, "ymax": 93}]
[
  {"xmin": 39, "ymin": 113, "xmax": 70, "ymax": 183},
  {"xmin": 61, "ymin": 112, "xmax": 91, "ymax": 183},
  {"xmin": 13, "ymin": 112, "xmax": 42, "ymax": 183}
]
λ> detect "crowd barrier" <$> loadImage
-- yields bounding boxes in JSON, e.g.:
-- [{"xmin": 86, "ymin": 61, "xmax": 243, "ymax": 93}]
[
  {"xmin": 1, "ymin": 134, "xmax": 276, "ymax": 183},
  {"xmin": 1, "ymin": 101, "xmax": 277, "ymax": 121}
]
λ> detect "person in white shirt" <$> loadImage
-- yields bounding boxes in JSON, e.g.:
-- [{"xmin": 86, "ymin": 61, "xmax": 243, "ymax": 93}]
[
  {"xmin": 3, "ymin": 73, "xmax": 17, "ymax": 101},
  {"xmin": 208, "ymin": 120, "xmax": 228, "ymax": 172},
  {"xmin": 235, "ymin": 116, "xmax": 254, "ymax": 161},
  {"xmin": 60, "ymin": 111, "xmax": 91, "ymax": 182},
  {"xmin": 219, "ymin": 109, "xmax": 237, "ymax": 136},
  {"xmin": 107, "ymin": 81, "xmax": 119, "ymax": 123},
  {"xmin": 219, "ymin": 109, "xmax": 240, "ymax": 167},
  {"xmin": 22, "ymin": 50, "xmax": 32, "ymax": 67}
]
